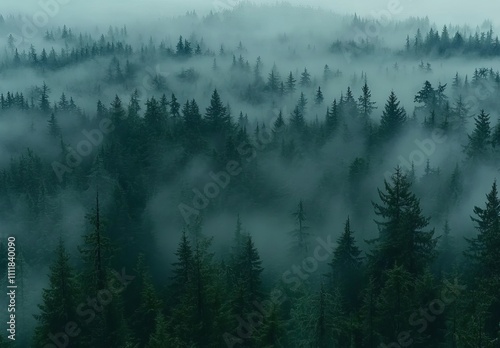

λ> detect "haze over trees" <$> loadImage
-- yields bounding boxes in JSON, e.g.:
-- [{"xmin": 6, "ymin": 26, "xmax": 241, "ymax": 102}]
[{"xmin": 0, "ymin": 2, "xmax": 500, "ymax": 347}]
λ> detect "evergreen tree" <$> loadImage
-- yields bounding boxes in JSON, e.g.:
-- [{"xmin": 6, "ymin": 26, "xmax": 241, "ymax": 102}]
[
  {"xmin": 234, "ymin": 234, "xmax": 263, "ymax": 312},
  {"xmin": 288, "ymin": 284, "xmax": 343, "ymax": 347},
  {"xmin": 375, "ymin": 264, "xmax": 415, "ymax": 344},
  {"xmin": 146, "ymin": 312, "xmax": 174, "ymax": 348},
  {"xmin": 78, "ymin": 192, "xmax": 127, "ymax": 348},
  {"xmin": 328, "ymin": 217, "xmax": 363, "ymax": 311},
  {"xmin": 169, "ymin": 93, "xmax": 180, "ymax": 122},
  {"xmin": 300, "ymin": 68, "xmax": 311, "ymax": 87},
  {"xmin": 465, "ymin": 109, "xmax": 491, "ymax": 160},
  {"xmin": 33, "ymin": 239, "xmax": 80, "ymax": 347},
  {"xmin": 255, "ymin": 304, "xmax": 285, "ymax": 347},
  {"xmin": 144, "ymin": 96, "xmax": 167, "ymax": 139},
  {"xmin": 289, "ymin": 104, "xmax": 306, "ymax": 133},
  {"xmin": 368, "ymin": 167, "xmax": 437, "ymax": 277},
  {"xmin": 267, "ymin": 64, "xmax": 281, "ymax": 94},
  {"xmin": 323, "ymin": 64, "xmax": 333, "ymax": 81},
  {"xmin": 452, "ymin": 72, "xmax": 462, "ymax": 93},
  {"xmin": 290, "ymin": 200, "xmax": 311, "ymax": 257},
  {"xmin": 47, "ymin": 113, "xmax": 61, "ymax": 138},
  {"xmin": 39, "ymin": 82, "xmax": 51, "ymax": 114},
  {"xmin": 466, "ymin": 180, "xmax": 500, "ymax": 277},
  {"xmin": 176, "ymin": 36, "xmax": 184, "ymax": 55},
  {"xmin": 435, "ymin": 220, "xmax": 456, "ymax": 278},
  {"xmin": 58, "ymin": 92, "xmax": 69, "ymax": 112},
  {"xmin": 286, "ymin": 71, "xmax": 297, "ymax": 94},
  {"xmin": 273, "ymin": 110, "xmax": 286, "ymax": 137},
  {"xmin": 358, "ymin": 80, "xmax": 377, "ymax": 124},
  {"xmin": 79, "ymin": 192, "xmax": 110, "ymax": 291},
  {"xmin": 325, "ymin": 99, "xmax": 339, "ymax": 136},
  {"xmin": 130, "ymin": 255, "xmax": 162, "ymax": 347},
  {"xmin": 343, "ymin": 86, "xmax": 358, "ymax": 120},
  {"xmin": 450, "ymin": 95, "xmax": 469, "ymax": 134},
  {"xmin": 315, "ymin": 86, "xmax": 324, "ymax": 105},
  {"xmin": 205, "ymin": 89, "xmax": 230, "ymax": 132},
  {"xmin": 171, "ymin": 229, "xmax": 193, "ymax": 300},
  {"xmin": 378, "ymin": 91, "xmax": 407, "ymax": 141},
  {"xmin": 414, "ymin": 80, "xmax": 436, "ymax": 111}
]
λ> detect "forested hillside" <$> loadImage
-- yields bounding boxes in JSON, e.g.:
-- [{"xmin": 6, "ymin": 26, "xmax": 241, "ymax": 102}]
[{"xmin": 0, "ymin": 3, "xmax": 499, "ymax": 347}]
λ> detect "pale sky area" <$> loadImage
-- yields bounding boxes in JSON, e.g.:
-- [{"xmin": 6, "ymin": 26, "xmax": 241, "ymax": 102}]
[{"xmin": 1, "ymin": 0, "xmax": 498, "ymax": 27}]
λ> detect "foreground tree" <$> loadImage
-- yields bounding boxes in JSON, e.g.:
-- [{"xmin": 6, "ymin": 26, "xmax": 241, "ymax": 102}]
[
  {"xmin": 466, "ymin": 180, "xmax": 500, "ymax": 277},
  {"xmin": 33, "ymin": 239, "xmax": 80, "ymax": 348},
  {"xmin": 368, "ymin": 167, "xmax": 437, "ymax": 278}
]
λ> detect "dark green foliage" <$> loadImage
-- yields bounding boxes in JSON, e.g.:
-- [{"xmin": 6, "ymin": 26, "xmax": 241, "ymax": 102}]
[
  {"xmin": 369, "ymin": 167, "xmax": 437, "ymax": 277},
  {"xmin": 33, "ymin": 239, "xmax": 80, "ymax": 348},
  {"xmin": 379, "ymin": 91, "xmax": 407, "ymax": 141},
  {"xmin": 465, "ymin": 109, "xmax": 491, "ymax": 161},
  {"xmin": 4, "ymin": 16, "xmax": 500, "ymax": 348}
]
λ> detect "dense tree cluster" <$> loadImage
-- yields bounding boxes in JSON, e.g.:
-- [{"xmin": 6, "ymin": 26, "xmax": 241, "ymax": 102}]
[
  {"xmin": 405, "ymin": 26, "xmax": 500, "ymax": 57},
  {"xmin": 0, "ymin": 5, "xmax": 500, "ymax": 348}
]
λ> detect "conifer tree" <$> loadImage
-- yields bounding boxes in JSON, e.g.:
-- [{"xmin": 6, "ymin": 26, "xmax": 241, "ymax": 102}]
[
  {"xmin": 78, "ymin": 192, "xmax": 128, "ymax": 348},
  {"xmin": 465, "ymin": 109, "xmax": 491, "ymax": 160},
  {"xmin": 286, "ymin": 71, "xmax": 297, "ymax": 94},
  {"xmin": 298, "ymin": 91, "xmax": 308, "ymax": 115},
  {"xmin": 273, "ymin": 110, "xmax": 286, "ymax": 135},
  {"xmin": 328, "ymin": 217, "xmax": 363, "ymax": 307},
  {"xmin": 47, "ymin": 113, "xmax": 61, "ymax": 138},
  {"xmin": 290, "ymin": 200, "xmax": 311, "ymax": 257},
  {"xmin": 131, "ymin": 255, "xmax": 162, "ymax": 347},
  {"xmin": 267, "ymin": 64, "xmax": 281, "ymax": 93},
  {"xmin": 435, "ymin": 220, "xmax": 456, "ymax": 278},
  {"xmin": 39, "ymin": 82, "xmax": 51, "ymax": 114},
  {"xmin": 368, "ymin": 167, "xmax": 437, "ymax": 277},
  {"xmin": 375, "ymin": 264, "xmax": 415, "ymax": 344},
  {"xmin": 205, "ymin": 89, "xmax": 230, "ymax": 132},
  {"xmin": 169, "ymin": 93, "xmax": 180, "ymax": 122},
  {"xmin": 325, "ymin": 99, "xmax": 339, "ymax": 136},
  {"xmin": 358, "ymin": 80, "xmax": 377, "ymax": 124},
  {"xmin": 33, "ymin": 239, "xmax": 80, "ymax": 347},
  {"xmin": 315, "ymin": 86, "xmax": 324, "ymax": 105},
  {"xmin": 323, "ymin": 64, "xmax": 333, "ymax": 81},
  {"xmin": 290, "ymin": 104, "xmax": 305, "ymax": 133},
  {"xmin": 300, "ymin": 68, "xmax": 311, "ymax": 87},
  {"xmin": 378, "ymin": 91, "xmax": 407, "ymax": 141},
  {"xmin": 171, "ymin": 229, "xmax": 193, "ymax": 300},
  {"xmin": 466, "ymin": 180, "xmax": 500, "ymax": 278},
  {"xmin": 146, "ymin": 312, "xmax": 174, "ymax": 348}
]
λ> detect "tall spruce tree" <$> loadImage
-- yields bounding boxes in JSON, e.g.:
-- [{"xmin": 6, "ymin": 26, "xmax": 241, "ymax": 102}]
[
  {"xmin": 465, "ymin": 109, "xmax": 491, "ymax": 160},
  {"xmin": 358, "ymin": 80, "xmax": 377, "ymax": 124},
  {"xmin": 369, "ymin": 167, "xmax": 437, "ymax": 277},
  {"xmin": 33, "ymin": 239, "xmax": 80, "ymax": 348},
  {"xmin": 378, "ymin": 91, "xmax": 407, "ymax": 141},
  {"xmin": 290, "ymin": 200, "xmax": 311, "ymax": 257}
]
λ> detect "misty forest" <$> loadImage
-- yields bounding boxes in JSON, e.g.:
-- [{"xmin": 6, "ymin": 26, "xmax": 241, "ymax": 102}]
[{"xmin": 1, "ymin": 2, "xmax": 500, "ymax": 347}]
